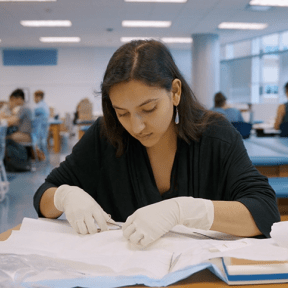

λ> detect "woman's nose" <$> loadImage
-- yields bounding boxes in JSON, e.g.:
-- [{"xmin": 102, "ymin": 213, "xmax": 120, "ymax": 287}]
[{"xmin": 131, "ymin": 114, "xmax": 145, "ymax": 134}]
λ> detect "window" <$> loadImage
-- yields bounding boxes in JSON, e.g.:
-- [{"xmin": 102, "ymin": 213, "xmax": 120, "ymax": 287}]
[
  {"xmin": 261, "ymin": 33, "xmax": 279, "ymax": 53},
  {"xmin": 220, "ymin": 31, "xmax": 287, "ymax": 104},
  {"xmin": 233, "ymin": 40, "xmax": 251, "ymax": 58},
  {"xmin": 260, "ymin": 54, "xmax": 279, "ymax": 103},
  {"xmin": 223, "ymin": 40, "xmax": 251, "ymax": 59}
]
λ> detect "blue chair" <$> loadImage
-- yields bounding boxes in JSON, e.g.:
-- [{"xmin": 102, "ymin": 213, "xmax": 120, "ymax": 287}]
[
  {"xmin": 279, "ymin": 122, "xmax": 288, "ymax": 137},
  {"xmin": 231, "ymin": 122, "xmax": 252, "ymax": 139}
]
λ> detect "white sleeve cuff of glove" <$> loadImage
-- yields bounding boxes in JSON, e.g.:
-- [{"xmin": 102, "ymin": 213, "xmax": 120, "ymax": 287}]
[
  {"xmin": 54, "ymin": 184, "xmax": 70, "ymax": 212},
  {"xmin": 175, "ymin": 197, "xmax": 214, "ymax": 230}
]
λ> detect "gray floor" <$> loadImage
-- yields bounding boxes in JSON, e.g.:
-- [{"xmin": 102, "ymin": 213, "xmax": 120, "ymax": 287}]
[{"xmin": 0, "ymin": 135, "xmax": 78, "ymax": 234}]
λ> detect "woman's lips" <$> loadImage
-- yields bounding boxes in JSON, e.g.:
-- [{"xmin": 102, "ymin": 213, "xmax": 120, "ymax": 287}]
[{"xmin": 137, "ymin": 133, "xmax": 153, "ymax": 140}]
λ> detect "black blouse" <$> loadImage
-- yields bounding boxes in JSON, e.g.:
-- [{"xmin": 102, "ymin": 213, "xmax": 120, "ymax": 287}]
[{"xmin": 34, "ymin": 117, "xmax": 280, "ymax": 237}]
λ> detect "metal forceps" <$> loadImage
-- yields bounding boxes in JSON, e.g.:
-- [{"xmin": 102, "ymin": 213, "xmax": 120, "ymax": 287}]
[
  {"xmin": 107, "ymin": 215, "xmax": 122, "ymax": 230},
  {"xmin": 94, "ymin": 215, "xmax": 122, "ymax": 232}
]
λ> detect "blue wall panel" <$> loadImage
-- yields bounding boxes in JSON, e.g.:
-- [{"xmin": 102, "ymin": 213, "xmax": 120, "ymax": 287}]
[{"xmin": 2, "ymin": 49, "xmax": 58, "ymax": 66}]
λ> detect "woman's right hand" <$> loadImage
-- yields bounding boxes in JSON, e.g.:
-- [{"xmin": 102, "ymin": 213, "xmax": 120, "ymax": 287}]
[{"xmin": 54, "ymin": 184, "xmax": 112, "ymax": 234}]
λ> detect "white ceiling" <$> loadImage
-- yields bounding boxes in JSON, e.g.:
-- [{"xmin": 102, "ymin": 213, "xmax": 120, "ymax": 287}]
[{"xmin": 0, "ymin": 0, "xmax": 288, "ymax": 49}]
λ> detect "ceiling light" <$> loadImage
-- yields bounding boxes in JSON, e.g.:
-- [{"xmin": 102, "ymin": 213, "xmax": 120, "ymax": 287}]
[
  {"xmin": 250, "ymin": 0, "xmax": 288, "ymax": 7},
  {"xmin": 246, "ymin": 4, "xmax": 272, "ymax": 11},
  {"xmin": 125, "ymin": 0, "xmax": 186, "ymax": 2},
  {"xmin": 122, "ymin": 20, "xmax": 171, "ymax": 27},
  {"xmin": 40, "ymin": 37, "xmax": 80, "ymax": 43},
  {"xmin": 121, "ymin": 37, "xmax": 159, "ymax": 42},
  {"xmin": 161, "ymin": 37, "xmax": 192, "ymax": 43},
  {"xmin": 218, "ymin": 22, "xmax": 268, "ymax": 30},
  {"xmin": 0, "ymin": 0, "xmax": 56, "ymax": 2},
  {"xmin": 21, "ymin": 20, "xmax": 71, "ymax": 27}
]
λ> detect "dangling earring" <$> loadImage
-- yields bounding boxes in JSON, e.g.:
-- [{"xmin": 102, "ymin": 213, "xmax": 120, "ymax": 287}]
[{"xmin": 175, "ymin": 106, "xmax": 179, "ymax": 124}]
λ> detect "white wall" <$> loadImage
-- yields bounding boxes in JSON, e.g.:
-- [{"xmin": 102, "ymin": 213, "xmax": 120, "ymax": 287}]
[{"xmin": 0, "ymin": 47, "xmax": 192, "ymax": 118}]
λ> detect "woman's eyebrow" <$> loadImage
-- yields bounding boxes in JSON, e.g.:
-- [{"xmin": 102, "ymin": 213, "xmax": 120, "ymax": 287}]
[{"xmin": 113, "ymin": 98, "xmax": 159, "ymax": 110}]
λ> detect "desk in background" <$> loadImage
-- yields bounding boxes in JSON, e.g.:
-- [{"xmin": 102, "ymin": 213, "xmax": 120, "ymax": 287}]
[
  {"xmin": 244, "ymin": 137, "xmax": 288, "ymax": 214},
  {"xmin": 253, "ymin": 120, "xmax": 264, "ymax": 125},
  {"xmin": 48, "ymin": 118, "xmax": 63, "ymax": 153},
  {"xmin": 1, "ymin": 215, "xmax": 288, "ymax": 288},
  {"xmin": 75, "ymin": 119, "xmax": 95, "ymax": 125},
  {"xmin": 246, "ymin": 137, "xmax": 288, "ymax": 177},
  {"xmin": 244, "ymin": 139, "xmax": 288, "ymax": 178},
  {"xmin": 253, "ymin": 122, "xmax": 280, "ymax": 137},
  {"xmin": 249, "ymin": 137, "xmax": 288, "ymax": 155}
]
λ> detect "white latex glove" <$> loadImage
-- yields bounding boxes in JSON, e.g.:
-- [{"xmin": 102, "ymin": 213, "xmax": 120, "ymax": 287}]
[
  {"xmin": 122, "ymin": 197, "xmax": 214, "ymax": 247},
  {"xmin": 54, "ymin": 184, "xmax": 112, "ymax": 235}
]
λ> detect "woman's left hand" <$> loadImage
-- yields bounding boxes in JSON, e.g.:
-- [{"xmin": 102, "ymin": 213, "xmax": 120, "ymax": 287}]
[
  {"xmin": 122, "ymin": 197, "xmax": 214, "ymax": 248},
  {"xmin": 122, "ymin": 199, "xmax": 180, "ymax": 247}
]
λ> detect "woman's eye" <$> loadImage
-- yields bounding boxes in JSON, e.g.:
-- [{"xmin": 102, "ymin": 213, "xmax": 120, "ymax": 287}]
[
  {"xmin": 143, "ymin": 106, "xmax": 157, "ymax": 113},
  {"xmin": 118, "ymin": 112, "xmax": 128, "ymax": 117}
]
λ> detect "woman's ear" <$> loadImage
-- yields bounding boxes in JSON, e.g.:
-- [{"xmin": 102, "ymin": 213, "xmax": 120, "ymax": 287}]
[{"xmin": 171, "ymin": 79, "xmax": 181, "ymax": 106}]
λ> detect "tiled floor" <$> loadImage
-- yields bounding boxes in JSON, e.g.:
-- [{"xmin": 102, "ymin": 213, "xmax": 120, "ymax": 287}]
[{"xmin": 0, "ymin": 135, "xmax": 78, "ymax": 234}]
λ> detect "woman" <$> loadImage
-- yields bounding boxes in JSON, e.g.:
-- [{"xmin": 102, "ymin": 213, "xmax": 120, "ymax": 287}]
[{"xmin": 34, "ymin": 40, "xmax": 280, "ymax": 248}]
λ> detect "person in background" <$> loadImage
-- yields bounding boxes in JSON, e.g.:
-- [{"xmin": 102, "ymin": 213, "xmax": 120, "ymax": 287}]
[
  {"xmin": 0, "ymin": 89, "xmax": 34, "ymax": 172},
  {"xmin": 33, "ymin": 90, "xmax": 49, "ymax": 160},
  {"xmin": 211, "ymin": 92, "xmax": 244, "ymax": 122},
  {"xmin": 0, "ymin": 89, "xmax": 33, "ymax": 144},
  {"xmin": 34, "ymin": 90, "xmax": 50, "ymax": 119},
  {"xmin": 34, "ymin": 40, "xmax": 279, "ymax": 248},
  {"xmin": 274, "ymin": 82, "xmax": 288, "ymax": 130}
]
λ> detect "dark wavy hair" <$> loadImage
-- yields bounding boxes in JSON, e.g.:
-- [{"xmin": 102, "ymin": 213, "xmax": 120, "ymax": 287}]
[{"xmin": 101, "ymin": 39, "xmax": 218, "ymax": 157}]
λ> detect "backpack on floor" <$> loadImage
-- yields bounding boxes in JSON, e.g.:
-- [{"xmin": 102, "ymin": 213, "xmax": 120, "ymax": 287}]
[{"xmin": 4, "ymin": 139, "xmax": 31, "ymax": 172}]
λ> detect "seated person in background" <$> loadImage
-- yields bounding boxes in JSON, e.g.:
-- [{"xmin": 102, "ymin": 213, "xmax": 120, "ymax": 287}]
[
  {"xmin": 274, "ymin": 82, "xmax": 288, "ymax": 130},
  {"xmin": 211, "ymin": 92, "xmax": 244, "ymax": 122},
  {"xmin": 34, "ymin": 90, "xmax": 50, "ymax": 119},
  {"xmin": 0, "ymin": 97, "xmax": 21, "ymax": 118},
  {"xmin": 0, "ymin": 89, "xmax": 33, "ymax": 144}
]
